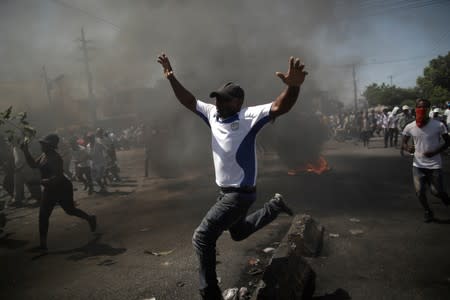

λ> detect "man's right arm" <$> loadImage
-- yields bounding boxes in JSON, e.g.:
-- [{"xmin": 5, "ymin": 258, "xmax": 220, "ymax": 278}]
[
  {"xmin": 401, "ymin": 128, "xmax": 414, "ymax": 156},
  {"xmin": 157, "ymin": 53, "xmax": 196, "ymax": 113},
  {"xmin": 166, "ymin": 74, "xmax": 197, "ymax": 112}
]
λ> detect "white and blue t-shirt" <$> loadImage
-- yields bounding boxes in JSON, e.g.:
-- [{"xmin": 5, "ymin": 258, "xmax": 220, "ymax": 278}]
[{"xmin": 196, "ymin": 100, "xmax": 272, "ymax": 188}]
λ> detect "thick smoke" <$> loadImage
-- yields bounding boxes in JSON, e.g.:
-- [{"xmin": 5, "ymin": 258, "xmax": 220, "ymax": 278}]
[{"xmin": 1, "ymin": 0, "xmax": 367, "ymax": 175}]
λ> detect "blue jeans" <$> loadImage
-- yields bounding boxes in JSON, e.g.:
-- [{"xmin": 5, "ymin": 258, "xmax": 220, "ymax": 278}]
[
  {"xmin": 192, "ymin": 191, "xmax": 280, "ymax": 292},
  {"xmin": 412, "ymin": 167, "xmax": 449, "ymax": 211}
]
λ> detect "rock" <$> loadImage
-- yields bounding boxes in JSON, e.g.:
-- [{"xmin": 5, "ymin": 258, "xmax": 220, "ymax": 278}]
[
  {"xmin": 239, "ymin": 287, "xmax": 250, "ymax": 299},
  {"xmin": 349, "ymin": 229, "xmax": 364, "ymax": 235},
  {"xmin": 262, "ymin": 247, "xmax": 276, "ymax": 254},
  {"xmin": 250, "ymin": 214, "xmax": 323, "ymax": 300},
  {"xmin": 287, "ymin": 214, "xmax": 324, "ymax": 257},
  {"xmin": 223, "ymin": 288, "xmax": 239, "ymax": 300}
]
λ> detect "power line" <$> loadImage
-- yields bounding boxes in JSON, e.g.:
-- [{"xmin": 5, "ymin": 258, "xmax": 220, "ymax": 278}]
[
  {"xmin": 360, "ymin": 55, "xmax": 432, "ymax": 66},
  {"xmin": 48, "ymin": 0, "xmax": 121, "ymax": 32},
  {"xmin": 342, "ymin": 0, "xmax": 450, "ymax": 20},
  {"xmin": 429, "ymin": 28, "xmax": 450, "ymax": 52},
  {"xmin": 354, "ymin": 0, "xmax": 430, "ymax": 11}
]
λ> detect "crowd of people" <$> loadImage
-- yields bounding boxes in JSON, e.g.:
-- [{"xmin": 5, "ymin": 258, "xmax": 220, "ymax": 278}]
[
  {"xmin": 319, "ymin": 101, "xmax": 450, "ymax": 149},
  {"xmin": 0, "ymin": 124, "xmax": 150, "ymax": 209},
  {"xmin": 0, "ymin": 124, "xmax": 150, "ymax": 239}
]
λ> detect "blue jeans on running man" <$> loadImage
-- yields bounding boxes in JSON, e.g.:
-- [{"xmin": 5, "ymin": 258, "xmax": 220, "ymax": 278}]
[
  {"xmin": 413, "ymin": 167, "xmax": 449, "ymax": 212},
  {"xmin": 192, "ymin": 190, "xmax": 282, "ymax": 297}
]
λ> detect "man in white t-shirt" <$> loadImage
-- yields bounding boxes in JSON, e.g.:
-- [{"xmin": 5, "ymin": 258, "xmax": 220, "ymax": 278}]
[
  {"xmin": 401, "ymin": 98, "xmax": 449, "ymax": 223},
  {"xmin": 158, "ymin": 53, "xmax": 307, "ymax": 300}
]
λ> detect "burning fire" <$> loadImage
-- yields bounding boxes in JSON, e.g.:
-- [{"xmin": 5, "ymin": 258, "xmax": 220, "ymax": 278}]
[{"xmin": 288, "ymin": 156, "xmax": 330, "ymax": 176}]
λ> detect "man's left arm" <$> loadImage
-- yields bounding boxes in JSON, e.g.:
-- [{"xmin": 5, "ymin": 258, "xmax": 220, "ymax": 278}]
[{"xmin": 270, "ymin": 57, "xmax": 307, "ymax": 119}]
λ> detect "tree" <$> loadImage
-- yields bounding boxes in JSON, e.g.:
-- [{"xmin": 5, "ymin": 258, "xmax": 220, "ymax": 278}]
[
  {"xmin": 362, "ymin": 83, "xmax": 417, "ymax": 107},
  {"xmin": 0, "ymin": 106, "xmax": 36, "ymax": 145},
  {"xmin": 417, "ymin": 51, "xmax": 450, "ymax": 105}
]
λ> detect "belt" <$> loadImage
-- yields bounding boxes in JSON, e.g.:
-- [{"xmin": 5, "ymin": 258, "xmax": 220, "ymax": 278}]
[{"xmin": 219, "ymin": 186, "xmax": 256, "ymax": 194}]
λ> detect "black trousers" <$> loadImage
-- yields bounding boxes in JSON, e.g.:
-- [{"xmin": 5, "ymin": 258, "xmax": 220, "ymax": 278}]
[{"xmin": 39, "ymin": 178, "xmax": 90, "ymax": 242}]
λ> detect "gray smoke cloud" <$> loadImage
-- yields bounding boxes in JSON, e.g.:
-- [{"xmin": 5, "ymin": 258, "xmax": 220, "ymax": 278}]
[{"xmin": 1, "ymin": 0, "xmax": 368, "ymax": 175}]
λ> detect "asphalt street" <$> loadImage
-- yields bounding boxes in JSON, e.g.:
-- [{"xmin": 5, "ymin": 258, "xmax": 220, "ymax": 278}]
[{"xmin": 1, "ymin": 137, "xmax": 449, "ymax": 300}]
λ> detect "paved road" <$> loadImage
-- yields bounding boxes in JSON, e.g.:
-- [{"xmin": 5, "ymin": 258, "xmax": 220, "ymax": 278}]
[{"xmin": 1, "ymin": 137, "xmax": 449, "ymax": 300}]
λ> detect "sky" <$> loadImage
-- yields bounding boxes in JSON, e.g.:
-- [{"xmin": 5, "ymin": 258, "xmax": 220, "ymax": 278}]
[{"xmin": 1, "ymin": 0, "xmax": 449, "ymax": 106}]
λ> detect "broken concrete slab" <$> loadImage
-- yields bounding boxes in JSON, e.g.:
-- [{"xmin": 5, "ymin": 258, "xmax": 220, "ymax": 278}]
[
  {"xmin": 254, "ymin": 242, "xmax": 316, "ymax": 300},
  {"xmin": 287, "ymin": 214, "xmax": 324, "ymax": 257},
  {"xmin": 250, "ymin": 214, "xmax": 324, "ymax": 300}
]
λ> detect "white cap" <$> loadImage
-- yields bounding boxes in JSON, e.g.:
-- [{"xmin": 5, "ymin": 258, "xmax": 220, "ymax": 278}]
[
  {"xmin": 402, "ymin": 105, "xmax": 410, "ymax": 110},
  {"xmin": 432, "ymin": 108, "xmax": 441, "ymax": 113}
]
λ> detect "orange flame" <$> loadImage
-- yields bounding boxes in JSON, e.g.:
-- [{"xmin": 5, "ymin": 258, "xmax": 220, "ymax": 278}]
[{"xmin": 288, "ymin": 156, "xmax": 330, "ymax": 176}]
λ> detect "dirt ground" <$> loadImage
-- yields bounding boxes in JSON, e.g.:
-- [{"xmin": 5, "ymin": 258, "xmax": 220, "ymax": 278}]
[{"xmin": 1, "ymin": 136, "xmax": 449, "ymax": 300}]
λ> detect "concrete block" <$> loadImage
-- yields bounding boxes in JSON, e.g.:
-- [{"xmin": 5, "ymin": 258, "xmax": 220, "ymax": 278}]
[
  {"xmin": 287, "ymin": 214, "xmax": 324, "ymax": 257},
  {"xmin": 251, "ymin": 214, "xmax": 324, "ymax": 300}
]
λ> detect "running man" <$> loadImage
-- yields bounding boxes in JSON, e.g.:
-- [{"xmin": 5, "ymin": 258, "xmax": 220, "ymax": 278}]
[
  {"xmin": 158, "ymin": 53, "xmax": 307, "ymax": 299},
  {"xmin": 22, "ymin": 134, "xmax": 97, "ymax": 251},
  {"xmin": 401, "ymin": 98, "xmax": 449, "ymax": 223}
]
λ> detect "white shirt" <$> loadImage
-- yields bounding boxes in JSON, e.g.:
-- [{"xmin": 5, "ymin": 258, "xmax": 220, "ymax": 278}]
[
  {"xmin": 444, "ymin": 108, "xmax": 450, "ymax": 126},
  {"xmin": 388, "ymin": 113, "xmax": 398, "ymax": 129},
  {"xmin": 402, "ymin": 119, "xmax": 448, "ymax": 169},
  {"xmin": 381, "ymin": 113, "xmax": 389, "ymax": 129},
  {"xmin": 196, "ymin": 100, "xmax": 272, "ymax": 187}
]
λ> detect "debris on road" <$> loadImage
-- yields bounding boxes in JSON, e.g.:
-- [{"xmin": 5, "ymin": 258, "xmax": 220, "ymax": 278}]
[
  {"xmin": 329, "ymin": 233, "xmax": 340, "ymax": 238},
  {"xmin": 144, "ymin": 249, "xmax": 174, "ymax": 256},
  {"xmin": 223, "ymin": 288, "xmax": 239, "ymax": 300},
  {"xmin": 349, "ymin": 229, "xmax": 364, "ymax": 235},
  {"xmin": 349, "ymin": 218, "xmax": 361, "ymax": 223},
  {"xmin": 139, "ymin": 228, "xmax": 150, "ymax": 232},
  {"xmin": 176, "ymin": 281, "xmax": 185, "ymax": 287},
  {"xmin": 262, "ymin": 247, "xmax": 275, "ymax": 254},
  {"xmin": 238, "ymin": 287, "xmax": 249, "ymax": 299},
  {"xmin": 247, "ymin": 267, "xmax": 264, "ymax": 276},
  {"xmin": 248, "ymin": 257, "xmax": 260, "ymax": 266}
]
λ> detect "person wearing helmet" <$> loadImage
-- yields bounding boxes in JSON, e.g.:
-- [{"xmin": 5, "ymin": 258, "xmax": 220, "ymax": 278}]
[
  {"xmin": 21, "ymin": 133, "xmax": 97, "ymax": 251},
  {"xmin": 431, "ymin": 107, "xmax": 441, "ymax": 120},
  {"xmin": 158, "ymin": 53, "xmax": 306, "ymax": 300},
  {"xmin": 401, "ymin": 99, "xmax": 450, "ymax": 223}
]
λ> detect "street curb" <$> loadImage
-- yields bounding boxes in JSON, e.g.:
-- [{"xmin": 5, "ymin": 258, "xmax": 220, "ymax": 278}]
[{"xmin": 251, "ymin": 214, "xmax": 323, "ymax": 300}]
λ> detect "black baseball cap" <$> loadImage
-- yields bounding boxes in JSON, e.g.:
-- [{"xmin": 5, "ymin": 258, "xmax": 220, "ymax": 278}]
[{"xmin": 209, "ymin": 82, "xmax": 244, "ymax": 101}]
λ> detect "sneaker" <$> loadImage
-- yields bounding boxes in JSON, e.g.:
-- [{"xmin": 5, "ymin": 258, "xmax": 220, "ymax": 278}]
[
  {"xmin": 89, "ymin": 215, "xmax": 97, "ymax": 232},
  {"xmin": 424, "ymin": 210, "xmax": 434, "ymax": 223},
  {"xmin": 271, "ymin": 193, "xmax": 294, "ymax": 216}
]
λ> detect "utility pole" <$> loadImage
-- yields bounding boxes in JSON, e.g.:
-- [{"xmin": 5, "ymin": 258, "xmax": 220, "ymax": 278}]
[
  {"xmin": 42, "ymin": 65, "xmax": 52, "ymax": 105},
  {"xmin": 79, "ymin": 27, "xmax": 96, "ymax": 125},
  {"xmin": 352, "ymin": 64, "xmax": 358, "ymax": 111},
  {"xmin": 388, "ymin": 75, "xmax": 393, "ymax": 86}
]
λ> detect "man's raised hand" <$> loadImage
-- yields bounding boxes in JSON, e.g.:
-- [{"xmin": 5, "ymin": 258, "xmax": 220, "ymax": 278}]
[
  {"xmin": 157, "ymin": 53, "xmax": 174, "ymax": 78},
  {"xmin": 276, "ymin": 57, "xmax": 308, "ymax": 87}
]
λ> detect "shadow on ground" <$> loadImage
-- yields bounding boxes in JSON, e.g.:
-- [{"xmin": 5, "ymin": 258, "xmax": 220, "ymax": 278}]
[
  {"xmin": 313, "ymin": 288, "xmax": 351, "ymax": 299},
  {"xmin": 31, "ymin": 233, "xmax": 126, "ymax": 261},
  {"xmin": 0, "ymin": 233, "xmax": 28, "ymax": 249}
]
